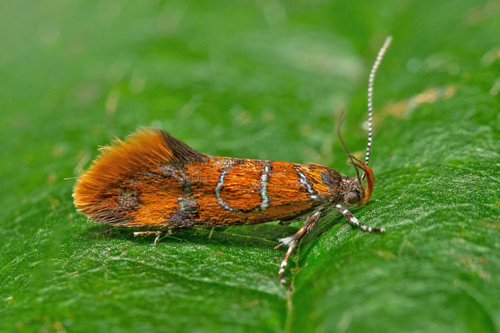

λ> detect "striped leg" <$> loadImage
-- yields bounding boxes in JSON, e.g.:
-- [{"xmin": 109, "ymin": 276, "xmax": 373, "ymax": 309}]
[
  {"xmin": 276, "ymin": 211, "xmax": 321, "ymax": 285},
  {"xmin": 335, "ymin": 204, "xmax": 384, "ymax": 233}
]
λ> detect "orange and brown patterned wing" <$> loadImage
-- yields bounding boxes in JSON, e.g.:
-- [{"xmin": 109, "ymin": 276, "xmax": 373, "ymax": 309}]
[{"xmin": 73, "ymin": 129, "xmax": 336, "ymax": 229}]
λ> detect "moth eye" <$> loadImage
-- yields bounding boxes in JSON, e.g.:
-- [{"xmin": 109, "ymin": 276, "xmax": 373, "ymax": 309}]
[{"xmin": 346, "ymin": 191, "xmax": 360, "ymax": 204}]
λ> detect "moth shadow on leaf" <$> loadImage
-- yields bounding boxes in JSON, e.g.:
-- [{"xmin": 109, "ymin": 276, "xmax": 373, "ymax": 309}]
[{"xmin": 84, "ymin": 222, "xmax": 301, "ymax": 250}]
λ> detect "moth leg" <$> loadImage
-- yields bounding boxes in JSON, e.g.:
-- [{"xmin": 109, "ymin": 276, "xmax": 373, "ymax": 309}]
[
  {"xmin": 134, "ymin": 229, "xmax": 179, "ymax": 245},
  {"xmin": 275, "ymin": 211, "xmax": 321, "ymax": 285},
  {"xmin": 335, "ymin": 204, "xmax": 384, "ymax": 233}
]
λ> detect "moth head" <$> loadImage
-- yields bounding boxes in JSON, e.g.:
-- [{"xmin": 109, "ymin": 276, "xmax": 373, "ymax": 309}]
[
  {"xmin": 339, "ymin": 161, "xmax": 373, "ymax": 207},
  {"xmin": 347, "ymin": 156, "xmax": 374, "ymax": 206}
]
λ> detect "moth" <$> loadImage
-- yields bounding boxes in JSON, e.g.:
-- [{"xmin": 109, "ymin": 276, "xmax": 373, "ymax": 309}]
[{"xmin": 73, "ymin": 37, "xmax": 392, "ymax": 285}]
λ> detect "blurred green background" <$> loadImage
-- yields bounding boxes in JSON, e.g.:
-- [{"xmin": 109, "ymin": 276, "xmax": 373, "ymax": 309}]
[{"xmin": 1, "ymin": 0, "xmax": 499, "ymax": 332}]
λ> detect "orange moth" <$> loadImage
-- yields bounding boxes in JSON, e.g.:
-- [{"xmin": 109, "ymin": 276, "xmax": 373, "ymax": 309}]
[{"xmin": 73, "ymin": 37, "xmax": 392, "ymax": 285}]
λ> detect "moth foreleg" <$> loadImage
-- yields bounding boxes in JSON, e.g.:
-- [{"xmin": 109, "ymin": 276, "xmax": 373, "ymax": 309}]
[
  {"xmin": 335, "ymin": 204, "xmax": 384, "ymax": 233},
  {"xmin": 275, "ymin": 210, "xmax": 321, "ymax": 285}
]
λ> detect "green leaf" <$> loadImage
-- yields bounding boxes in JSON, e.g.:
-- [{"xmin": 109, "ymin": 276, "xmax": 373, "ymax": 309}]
[{"xmin": 1, "ymin": 0, "xmax": 499, "ymax": 332}]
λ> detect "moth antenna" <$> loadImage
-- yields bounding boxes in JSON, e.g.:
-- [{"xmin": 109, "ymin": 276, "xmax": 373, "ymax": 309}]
[
  {"xmin": 336, "ymin": 112, "xmax": 364, "ymax": 192},
  {"xmin": 365, "ymin": 36, "xmax": 392, "ymax": 167}
]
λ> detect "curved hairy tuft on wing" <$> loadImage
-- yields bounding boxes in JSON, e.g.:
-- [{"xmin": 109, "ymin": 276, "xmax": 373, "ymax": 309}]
[{"xmin": 72, "ymin": 128, "xmax": 205, "ymax": 222}]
